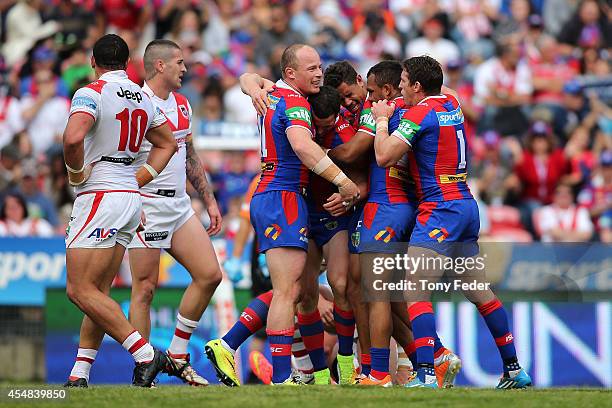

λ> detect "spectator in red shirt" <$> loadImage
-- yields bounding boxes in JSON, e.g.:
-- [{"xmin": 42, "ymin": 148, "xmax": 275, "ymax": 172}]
[
  {"xmin": 96, "ymin": 0, "xmax": 152, "ymax": 35},
  {"xmin": 508, "ymin": 120, "xmax": 571, "ymax": 230}
]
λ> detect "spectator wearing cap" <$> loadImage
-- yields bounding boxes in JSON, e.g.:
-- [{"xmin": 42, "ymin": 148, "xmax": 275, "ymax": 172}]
[
  {"xmin": 559, "ymin": 80, "xmax": 590, "ymax": 135},
  {"xmin": 533, "ymin": 182, "xmax": 594, "ymax": 242},
  {"xmin": 508, "ymin": 120, "xmax": 571, "ymax": 230},
  {"xmin": 558, "ymin": 0, "xmax": 611, "ymax": 52},
  {"xmin": 473, "ymin": 39, "xmax": 532, "ymax": 135},
  {"xmin": 19, "ymin": 46, "xmax": 69, "ymax": 98},
  {"xmin": 347, "ymin": 10, "xmax": 401, "ymax": 75},
  {"xmin": 0, "ymin": 192, "xmax": 54, "ymax": 237},
  {"xmin": 577, "ymin": 150, "xmax": 612, "ymax": 232},
  {"xmin": 9, "ymin": 158, "xmax": 58, "ymax": 227},
  {"xmin": 406, "ymin": 17, "xmax": 460, "ymax": 69},
  {"xmin": 254, "ymin": 3, "xmax": 305, "ymax": 80},
  {"xmin": 2, "ymin": 0, "xmax": 60, "ymax": 66}
]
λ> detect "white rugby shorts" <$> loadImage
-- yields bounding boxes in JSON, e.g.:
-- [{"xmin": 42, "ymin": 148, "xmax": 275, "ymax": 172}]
[
  {"xmin": 66, "ymin": 190, "xmax": 141, "ymax": 249},
  {"xmin": 128, "ymin": 193, "xmax": 194, "ymax": 249}
]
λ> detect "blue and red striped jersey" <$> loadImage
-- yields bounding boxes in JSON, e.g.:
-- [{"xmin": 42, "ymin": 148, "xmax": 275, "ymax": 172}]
[
  {"xmin": 358, "ymin": 96, "xmax": 417, "ymax": 204},
  {"xmin": 391, "ymin": 94, "xmax": 473, "ymax": 202},
  {"xmin": 255, "ymin": 80, "xmax": 313, "ymax": 195},
  {"xmin": 309, "ymin": 115, "xmax": 356, "ymax": 210}
]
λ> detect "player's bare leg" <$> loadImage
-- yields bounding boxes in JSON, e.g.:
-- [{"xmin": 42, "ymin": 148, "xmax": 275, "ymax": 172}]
[
  {"xmin": 323, "ymin": 231, "xmax": 355, "ymax": 384},
  {"xmin": 66, "ymin": 245, "xmax": 168, "ymax": 387},
  {"xmin": 266, "ymin": 247, "xmax": 306, "ymax": 384},
  {"xmin": 168, "ymin": 216, "xmax": 222, "ymax": 320},
  {"xmin": 66, "ymin": 244, "xmax": 126, "ymax": 387},
  {"xmin": 166, "ymin": 215, "xmax": 221, "ymax": 385},
  {"xmin": 296, "ymin": 240, "xmax": 330, "ymax": 383},
  {"xmin": 348, "ymin": 252, "xmax": 370, "ymax": 381},
  {"xmin": 128, "ymin": 248, "xmax": 161, "ymax": 340}
]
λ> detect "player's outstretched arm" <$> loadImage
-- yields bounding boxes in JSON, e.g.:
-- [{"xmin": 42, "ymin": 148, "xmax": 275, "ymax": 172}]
[
  {"xmin": 371, "ymin": 99, "xmax": 409, "ymax": 167},
  {"xmin": 327, "ymin": 131, "xmax": 373, "ymax": 166},
  {"xmin": 185, "ymin": 135, "xmax": 222, "ymax": 236},
  {"xmin": 239, "ymin": 73, "xmax": 275, "ymax": 116},
  {"xmin": 63, "ymin": 112, "xmax": 95, "ymax": 186},
  {"xmin": 287, "ymin": 127, "xmax": 360, "ymax": 205},
  {"xmin": 137, "ymin": 122, "xmax": 178, "ymax": 187}
]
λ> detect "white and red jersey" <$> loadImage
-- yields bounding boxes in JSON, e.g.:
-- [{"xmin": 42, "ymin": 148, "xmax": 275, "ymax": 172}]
[
  {"xmin": 68, "ymin": 70, "xmax": 167, "ymax": 194},
  {"xmin": 134, "ymin": 82, "xmax": 192, "ymax": 198}
]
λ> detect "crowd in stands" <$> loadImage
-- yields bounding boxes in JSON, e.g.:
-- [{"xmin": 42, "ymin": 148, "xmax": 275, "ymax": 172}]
[{"xmin": 0, "ymin": 0, "xmax": 610, "ymax": 243}]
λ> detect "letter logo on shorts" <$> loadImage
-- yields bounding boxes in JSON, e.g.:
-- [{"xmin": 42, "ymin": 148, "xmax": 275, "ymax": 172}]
[
  {"xmin": 264, "ymin": 224, "xmax": 282, "ymax": 240},
  {"xmin": 87, "ymin": 228, "xmax": 118, "ymax": 241},
  {"xmin": 428, "ymin": 228, "xmax": 449, "ymax": 243},
  {"xmin": 374, "ymin": 227, "xmax": 396, "ymax": 243}
]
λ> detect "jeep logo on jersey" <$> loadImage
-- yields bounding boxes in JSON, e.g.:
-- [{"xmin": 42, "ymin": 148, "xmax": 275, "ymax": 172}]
[
  {"xmin": 179, "ymin": 104, "xmax": 188, "ymax": 118},
  {"xmin": 285, "ymin": 107, "xmax": 311, "ymax": 126},
  {"xmin": 87, "ymin": 228, "xmax": 118, "ymax": 240},
  {"xmin": 144, "ymin": 231, "xmax": 169, "ymax": 241},
  {"xmin": 116, "ymin": 87, "xmax": 143, "ymax": 103}
]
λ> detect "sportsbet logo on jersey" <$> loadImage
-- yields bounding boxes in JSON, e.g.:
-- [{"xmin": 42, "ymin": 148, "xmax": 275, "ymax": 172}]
[{"xmin": 285, "ymin": 107, "xmax": 311, "ymax": 126}]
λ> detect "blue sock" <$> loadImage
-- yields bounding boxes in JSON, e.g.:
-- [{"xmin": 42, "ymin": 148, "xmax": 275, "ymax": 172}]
[
  {"xmin": 297, "ymin": 311, "xmax": 327, "ymax": 371},
  {"xmin": 478, "ymin": 298, "xmax": 519, "ymax": 373},
  {"xmin": 222, "ymin": 291, "xmax": 272, "ymax": 351},
  {"xmin": 369, "ymin": 347, "xmax": 390, "ymax": 379},
  {"xmin": 267, "ymin": 329, "xmax": 294, "ymax": 383},
  {"xmin": 333, "ymin": 304, "xmax": 355, "ymax": 356}
]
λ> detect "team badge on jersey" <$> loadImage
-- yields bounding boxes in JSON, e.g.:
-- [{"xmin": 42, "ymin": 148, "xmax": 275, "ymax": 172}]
[{"xmin": 179, "ymin": 104, "xmax": 188, "ymax": 118}]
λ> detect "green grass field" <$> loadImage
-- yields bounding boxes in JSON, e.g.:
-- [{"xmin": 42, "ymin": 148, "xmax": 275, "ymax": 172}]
[{"xmin": 0, "ymin": 385, "xmax": 609, "ymax": 408}]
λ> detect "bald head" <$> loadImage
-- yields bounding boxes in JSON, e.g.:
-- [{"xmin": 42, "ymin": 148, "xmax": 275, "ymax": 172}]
[
  {"xmin": 280, "ymin": 44, "xmax": 317, "ymax": 79},
  {"xmin": 144, "ymin": 39, "xmax": 181, "ymax": 78}
]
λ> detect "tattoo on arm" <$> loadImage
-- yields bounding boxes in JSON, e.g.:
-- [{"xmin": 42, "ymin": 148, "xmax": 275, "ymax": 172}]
[{"xmin": 185, "ymin": 137, "xmax": 215, "ymax": 203}]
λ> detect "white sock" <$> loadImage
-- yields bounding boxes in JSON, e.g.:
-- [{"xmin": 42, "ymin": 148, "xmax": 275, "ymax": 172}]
[
  {"xmin": 220, "ymin": 339, "xmax": 236, "ymax": 356},
  {"xmin": 122, "ymin": 330, "xmax": 154, "ymax": 363},
  {"xmin": 291, "ymin": 327, "xmax": 313, "ymax": 374},
  {"xmin": 69, "ymin": 348, "xmax": 97, "ymax": 381},
  {"xmin": 168, "ymin": 313, "xmax": 198, "ymax": 357}
]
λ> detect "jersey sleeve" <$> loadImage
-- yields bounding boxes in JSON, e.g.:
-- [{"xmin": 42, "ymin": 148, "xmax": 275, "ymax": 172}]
[
  {"xmin": 283, "ymin": 95, "xmax": 313, "ymax": 135},
  {"xmin": 150, "ymin": 104, "xmax": 168, "ymax": 129},
  {"xmin": 336, "ymin": 117, "xmax": 356, "ymax": 143},
  {"xmin": 69, "ymin": 87, "xmax": 101, "ymax": 120},
  {"xmin": 391, "ymin": 106, "xmax": 429, "ymax": 146},
  {"xmin": 186, "ymin": 99, "xmax": 193, "ymax": 135},
  {"xmin": 357, "ymin": 101, "xmax": 376, "ymax": 137}
]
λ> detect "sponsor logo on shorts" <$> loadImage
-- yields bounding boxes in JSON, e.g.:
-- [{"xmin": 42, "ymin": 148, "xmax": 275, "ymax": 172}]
[
  {"xmin": 388, "ymin": 166, "xmax": 410, "ymax": 181},
  {"xmin": 264, "ymin": 224, "xmax": 282, "ymax": 240},
  {"xmin": 325, "ymin": 220, "xmax": 339, "ymax": 231},
  {"xmin": 299, "ymin": 226, "xmax": 308, "ymax": 243},
  {"xmin": 144, "ymin": 231, "xmax": 169, "ymax": 241},
  {"xmin": 374, "ymin": 227, "xmax": 396, "ymax": 243},
  {"xmin": 87, "ymin": 228, "xmax": 118, "ymax": 241},
  {"xmin": 428, "ymin": 228, "xmax": 449, "ymax": 243},
  {"xmin": 439, "ymin": 173, "xmax": 467, "ymax": 184},
  {"xmin": 351, "ymin": 231, "xmax": 360, "ymax": 248}
]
